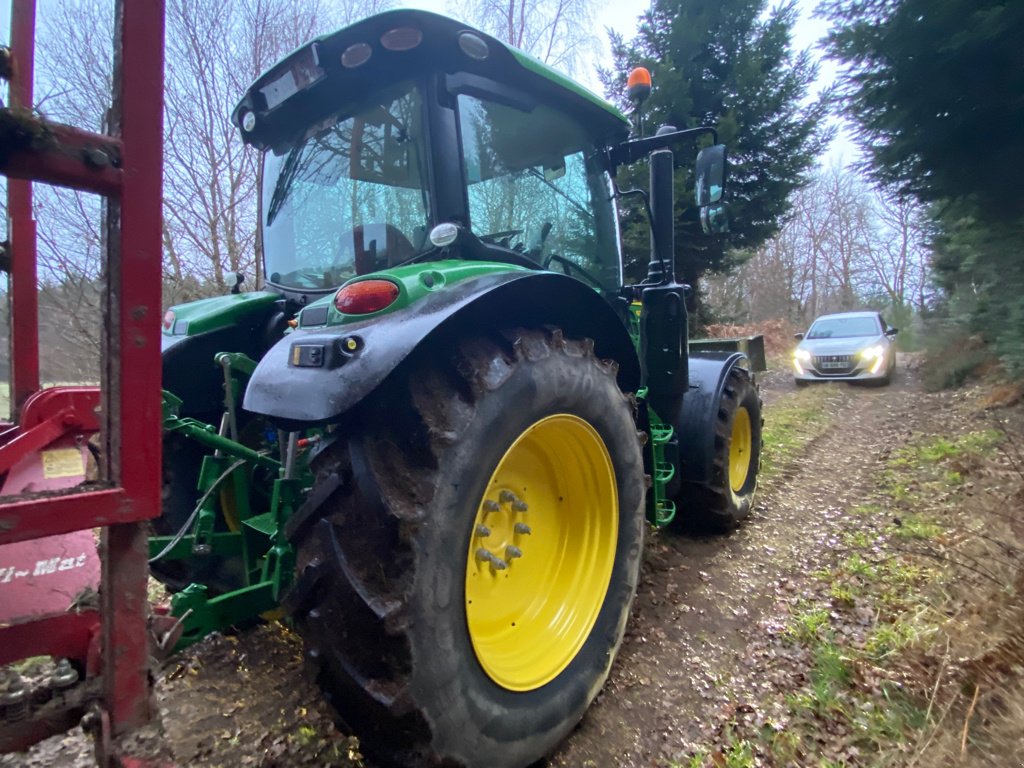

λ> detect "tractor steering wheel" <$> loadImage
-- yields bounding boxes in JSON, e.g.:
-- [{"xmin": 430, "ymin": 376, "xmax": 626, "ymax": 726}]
[{"xmin": 542, "ymin": 253, "xmax": 604, "ymax": 290}]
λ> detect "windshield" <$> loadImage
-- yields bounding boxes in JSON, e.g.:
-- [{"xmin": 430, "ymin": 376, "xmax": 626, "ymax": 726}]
[
  {"xmin": 807, "ymin": 316, "xmax": 881, "ymax": 339},
  {"xmin": 262, "ymin": 82, "xmax": 429, "ymax": 291},
  {"xmin": 457, "ymin": 94, "xmax": 621, "ymax": 292}
]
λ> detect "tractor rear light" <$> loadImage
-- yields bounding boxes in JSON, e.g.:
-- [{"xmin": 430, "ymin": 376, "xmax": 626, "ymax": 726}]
[
  {"xmin": 163, "ymin": 310, "xmax": 175, "ymax": 331},
  {"xmin": 380, "ymin": 27, "xmax": 422, "ymax": 51},
  {"xmin": 334, "ymin": 280, "xmax": 400, "ymax": 315}
]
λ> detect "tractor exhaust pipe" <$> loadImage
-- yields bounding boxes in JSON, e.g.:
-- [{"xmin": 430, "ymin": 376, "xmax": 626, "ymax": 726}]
[
  {"xmin": 648, "ymin": 148, "xmax": 676, "ymax": 285},
  {"xmin": 640, "ymin": 148, "xmax": 689, "ymax": 424}
]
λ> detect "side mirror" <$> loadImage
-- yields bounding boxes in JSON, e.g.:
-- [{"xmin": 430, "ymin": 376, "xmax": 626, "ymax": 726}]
[
  {"xmin": 885, "ymin": 327, "xmax": 898, "ymax": 336},
  {"xmin": 695, "ymin": 144, "xmax": 727, "ymax": 206},
  {"xmin": 794, "ymin": 332, "xmax": 804, "ymax": 340},
  {"xmin": 230, "ymin": 272, "xmax": 245, "ymax": 295},
  {"xmin": 700, "ymin": 203, "xmax": 729, "ymax": 235}
]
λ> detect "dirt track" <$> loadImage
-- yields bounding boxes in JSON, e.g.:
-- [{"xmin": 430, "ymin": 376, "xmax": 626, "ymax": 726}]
[
  {"xmin": 1, "ymin": 357, "xmax": 992, "ymax": 767},
  {"xmin": 548, "ymin": 364, "xmax": 926, "ymax": 766}
]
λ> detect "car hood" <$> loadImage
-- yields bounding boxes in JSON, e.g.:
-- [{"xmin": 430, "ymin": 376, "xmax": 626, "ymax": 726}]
[{"xmin": 799, "ymin": 335, "xmax": 885, "ymax": 356}]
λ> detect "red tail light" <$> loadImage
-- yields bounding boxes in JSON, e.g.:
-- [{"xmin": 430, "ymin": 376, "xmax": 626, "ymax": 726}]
[
  {"xmin": 163, "ymin": 310, "xmax": 175, "ymax": 330},
  {"xmin": 334, "ymin": 280, "xmax": 400, "ymax": 315}
]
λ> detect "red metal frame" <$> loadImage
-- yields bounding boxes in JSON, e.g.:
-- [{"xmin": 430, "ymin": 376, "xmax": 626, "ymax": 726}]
[{"xmin": 0, "ymin": 0, "xmax": 166, "ymax": 763}]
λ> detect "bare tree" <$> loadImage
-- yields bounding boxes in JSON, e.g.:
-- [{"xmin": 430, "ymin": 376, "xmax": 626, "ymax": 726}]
[
  {"xmin": 863, "ymin": 189, "xmax": 932, "ymax": 310},
  {"xmin": 20, "ymin": 0, "xmax": 394, "ymax": 379},
  {"xmin": 454, "ymin": 0, "xmax": 599, "ymax": 73},
  {"xmin": 704, "ymin": 165, "xmax": 935, "ymax": 326}
]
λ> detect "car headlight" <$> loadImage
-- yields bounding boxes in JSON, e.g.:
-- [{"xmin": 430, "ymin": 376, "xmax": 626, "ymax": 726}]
[
  {"xmin": 860, "ymin": 345, "xmax": 884, "ymax": 360},
  {"xmin": 794, "ymin": 348, "xmax": 811, "ymax": 362}
]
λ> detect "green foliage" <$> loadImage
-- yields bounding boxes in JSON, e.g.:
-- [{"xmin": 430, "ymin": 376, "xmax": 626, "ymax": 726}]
[
  {"xmin": 920, "ymin": 325, "xmax": 994, "ymax": 391},
  {"xmin": 602, "ymin": 0, "xmax": 831, "ymax": 287},
  {"xmin": 823, "ymin": 0, "xmax": 1024, "ymax": 219},
  {"xmin": 825, "ymin": 1, "xmax": 1024, "ymax": 379},
  {"xmin": 930, "ymin": 205, "xmax": 1024, "ymax": 378}
]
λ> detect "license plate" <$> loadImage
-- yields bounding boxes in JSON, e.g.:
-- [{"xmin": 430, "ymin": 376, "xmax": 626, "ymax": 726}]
[{"xmin": 821, "ymin": 361, "xmax": 846, "ymax": 369}]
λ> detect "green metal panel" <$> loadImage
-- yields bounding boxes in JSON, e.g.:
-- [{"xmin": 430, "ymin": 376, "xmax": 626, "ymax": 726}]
[
  {"xmin": 163, "ymin": 291, "xmax": 279, "ymax": 337},
  {"xmin": 316, "ymin": 260, "xmax": 530, "ymax": 327},
  {"xmin": 689, "ymin": 335, "xmax": 768, "ymax": 372}
]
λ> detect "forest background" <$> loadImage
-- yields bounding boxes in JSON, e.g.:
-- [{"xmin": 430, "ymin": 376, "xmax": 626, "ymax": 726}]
[{"xmin": 0, "ymin": 0, "xmax": 1019, "ymax": 390}]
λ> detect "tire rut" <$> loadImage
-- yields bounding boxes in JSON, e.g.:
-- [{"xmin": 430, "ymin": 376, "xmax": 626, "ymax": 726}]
[{"xmin": 549, "ymin": 366, "xmax": 926, "ymax": 767}]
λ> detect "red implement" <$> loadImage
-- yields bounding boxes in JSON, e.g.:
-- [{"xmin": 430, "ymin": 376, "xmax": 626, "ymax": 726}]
[{"xmin": 0, "ymin": 0, "xmax": 168, "ymax": 764}]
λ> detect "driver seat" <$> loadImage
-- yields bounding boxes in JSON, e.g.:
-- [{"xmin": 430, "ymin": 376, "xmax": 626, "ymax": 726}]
[{"xmin": 350, "ymin": 223, "xmax": 416, "ymax": 275}]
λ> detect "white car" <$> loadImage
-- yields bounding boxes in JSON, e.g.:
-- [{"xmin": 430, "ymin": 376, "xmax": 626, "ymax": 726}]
[{"xmin": 793, "ymin": 311, "xmax": 897, "ymax": 386}]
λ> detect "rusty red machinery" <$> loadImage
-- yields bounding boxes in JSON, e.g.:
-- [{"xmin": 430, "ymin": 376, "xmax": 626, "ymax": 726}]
[{"xmin": 0, "ymin": 0, "xmax": 168, "ymax": 765}]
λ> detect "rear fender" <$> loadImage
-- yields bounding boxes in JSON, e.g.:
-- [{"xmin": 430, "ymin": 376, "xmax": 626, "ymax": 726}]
[
  {"xmin": 675, "ymin": 352, "xmax": 750, "ymax": 485},
  {"xmin": 242, "ymin": 271, "xmax": 641, "ymax": 426}
]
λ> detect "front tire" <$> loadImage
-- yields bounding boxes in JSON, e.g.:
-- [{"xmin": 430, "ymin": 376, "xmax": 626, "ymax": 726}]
[
  {"xmin": 287, "ymin": 329, "xmax": 645, "ymax": 768},
  {"xmin": 675, "ymin": 367, "xmax": 762, "ymax": 531}
]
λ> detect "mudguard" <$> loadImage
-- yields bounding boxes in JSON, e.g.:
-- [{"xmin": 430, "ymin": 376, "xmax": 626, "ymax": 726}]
[
  {"xmin": 675, "ymin": 352, "xmax": 750, "ymax": 486},
  {"xmin": 243, "ymin": 271, "xmax": 641, "ymax": 425}
]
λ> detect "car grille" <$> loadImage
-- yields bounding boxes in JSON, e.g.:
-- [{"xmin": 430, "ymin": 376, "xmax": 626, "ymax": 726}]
[{"xmin": 813, "ymin": 354, "xmax": 855, "ymax": 374}]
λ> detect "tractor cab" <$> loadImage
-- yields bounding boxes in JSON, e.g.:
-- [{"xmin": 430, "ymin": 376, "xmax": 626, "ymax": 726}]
[{"xmin": 234, "ymin": 9, "xmax": 632, "ymax": 301}]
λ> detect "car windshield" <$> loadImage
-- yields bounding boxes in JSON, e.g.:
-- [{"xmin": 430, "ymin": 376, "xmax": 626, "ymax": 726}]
[
  {"xmin": 262, "ymin": 82, "xmax": 429, "ymax": 291},
  {"xmin": 457, "ymin": 94, "xmax": 621, "ymax": 292},
  {"xmin": 807, "ymin": 316, "xmax": 880, "ymax": 339}
]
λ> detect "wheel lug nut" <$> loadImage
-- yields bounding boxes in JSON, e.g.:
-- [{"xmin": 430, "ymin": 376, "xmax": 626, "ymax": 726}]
[
  {"xmin": 482, "ymin": 500, "xmax": 500, "ymax": 513},
  {"xmin": 514, "ymin": 523, "xmax": 532, "ymax": 535},
  {"xmin": 476, "ymin": 524, "xmax": 491, "ymax": 537},
  {"xmin": 475, "ymin": 548, "xmax": 508, "ymax": 571},
  {"xmin": 499, "ymin": 490, "xmax": 517, "ymax": 505},
  {"xmin": 512, "ymin": 500, "xmax": 528, "ymax": 512},
  {"xmin": 505, "ymin": 546, "xmax": 522, "ymax": 560}
]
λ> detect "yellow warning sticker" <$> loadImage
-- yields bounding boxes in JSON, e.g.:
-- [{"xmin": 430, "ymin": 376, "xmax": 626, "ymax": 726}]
[{"xmin": 41, "ymin": 448, "xmax": 85, "ymax": 479}]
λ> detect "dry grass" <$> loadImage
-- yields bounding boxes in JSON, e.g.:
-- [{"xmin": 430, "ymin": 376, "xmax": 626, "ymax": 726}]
[
  {"xmin": 703, "ymin": 318, "xmax": 800, "ymax": 358},
  {"xmin": 893, "ymin": 410, "xmax": 1024, "ymax": 766}
]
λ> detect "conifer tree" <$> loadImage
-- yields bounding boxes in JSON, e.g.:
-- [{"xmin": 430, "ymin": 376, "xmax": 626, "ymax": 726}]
[{"xmin": 603, "ymin": 0, "xmax": 830, "ymax": 292}]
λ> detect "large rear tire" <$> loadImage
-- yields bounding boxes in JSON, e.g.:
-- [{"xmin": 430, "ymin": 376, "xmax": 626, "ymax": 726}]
[
  {"xmin": 674, "ymin": 367, "xmax": 762, "ymax": 532},
  {"xmin": 286, "ymin": 328, "xmax": 645, "ymax": 768}
]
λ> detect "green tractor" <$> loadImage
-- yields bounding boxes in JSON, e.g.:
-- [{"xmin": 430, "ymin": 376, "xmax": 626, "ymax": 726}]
[{"xmin": 154, "ymin": 9, "xmax": 765, "ymax": 767}]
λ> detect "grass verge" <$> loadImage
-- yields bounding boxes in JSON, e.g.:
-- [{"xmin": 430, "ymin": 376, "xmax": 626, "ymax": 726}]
[
  {"xmin": 765, "ymin": 426, "xmax": 1023, "ymax": 766},
  {"xmin": 759, "ymin": 383, "xmax": 841, "ymax": 481}
]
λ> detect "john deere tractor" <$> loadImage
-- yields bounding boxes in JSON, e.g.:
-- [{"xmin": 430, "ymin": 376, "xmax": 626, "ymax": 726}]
[{"xmin": 154, "ymin": 10, "xmax": 764, "ymax": 768}]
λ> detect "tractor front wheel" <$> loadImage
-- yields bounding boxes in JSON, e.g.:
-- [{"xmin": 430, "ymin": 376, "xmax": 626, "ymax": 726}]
[
  {"xmin": 675, "ymin": 367, "xmax": 762, "ymax": 531},
  {"xmin": 287, "ymin": 329, "xmax": 645, "ymax": 768}
]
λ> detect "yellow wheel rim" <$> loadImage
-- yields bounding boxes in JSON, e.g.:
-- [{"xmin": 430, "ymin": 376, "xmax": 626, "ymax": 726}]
[
  {"xmin": 729, "ymin": 406, "xmax": 752, "ymax": 494},
  {"xmin": 465, "ymin": 414, "xmax": 618, "ymax": 692}
]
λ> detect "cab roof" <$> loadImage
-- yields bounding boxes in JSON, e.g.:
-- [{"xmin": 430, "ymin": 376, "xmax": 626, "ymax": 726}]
[{"xmin": 233, "ymin": 9, "xmax": 630, "ymax": 152}]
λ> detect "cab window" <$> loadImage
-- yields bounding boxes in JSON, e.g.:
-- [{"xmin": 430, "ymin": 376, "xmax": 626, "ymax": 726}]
[{"xmin": 456, "ymin": 94, "xmax": 621, "ymax": 291}]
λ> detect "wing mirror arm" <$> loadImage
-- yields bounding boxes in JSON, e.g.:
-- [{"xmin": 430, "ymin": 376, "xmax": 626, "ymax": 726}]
[{"xmin": 609, "ymin": 126, "xmax": 718, "ymax": 169}]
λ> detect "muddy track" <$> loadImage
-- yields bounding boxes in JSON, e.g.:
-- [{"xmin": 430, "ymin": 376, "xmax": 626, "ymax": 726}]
[
  {"xmin": 4, "ymin": 358, "xmax": 950, "ymax": 768},
  {"xmin": 547, "ymin": 361, "xmax": 930, "ymax": 766}
]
